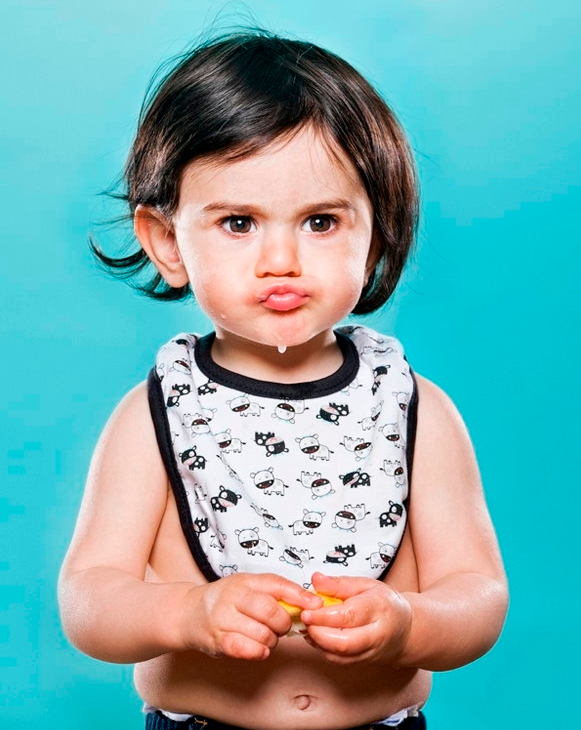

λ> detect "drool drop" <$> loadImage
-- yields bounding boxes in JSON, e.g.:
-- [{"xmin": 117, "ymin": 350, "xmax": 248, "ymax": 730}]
[{"xmin": 277, "ymin": 345, "xmax": 287, "ymax": 354}]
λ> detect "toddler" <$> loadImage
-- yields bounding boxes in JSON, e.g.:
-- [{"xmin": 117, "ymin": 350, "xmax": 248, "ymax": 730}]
[{"xmin": 59, "ymin": 31, "xmax": 508, "ymax": 730}]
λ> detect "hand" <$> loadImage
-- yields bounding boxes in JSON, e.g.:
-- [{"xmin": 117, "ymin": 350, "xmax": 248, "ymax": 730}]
[
  {"xmin": 180, "ymin": 573, "xmax": 322, "ymax": 661},
  {"xmin": 300, "ymin": 572, "xmax": 412, "ymax": 665}
]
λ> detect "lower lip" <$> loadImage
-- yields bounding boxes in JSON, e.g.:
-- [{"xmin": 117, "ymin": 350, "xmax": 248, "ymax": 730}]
[{"xmin": 261, "ymin": 292, "xmax": 308, "ymax": 311}]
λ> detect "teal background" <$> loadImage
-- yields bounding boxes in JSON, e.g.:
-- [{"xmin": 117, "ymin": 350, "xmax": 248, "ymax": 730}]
[{"xmin": 1, "ymin": 0, "xmax": 579, "ymax": 727}]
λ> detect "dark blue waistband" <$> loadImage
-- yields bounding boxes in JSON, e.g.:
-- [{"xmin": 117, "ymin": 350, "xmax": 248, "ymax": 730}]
[{"xmin": 145, "ymin": 709, "xmax": 427, "ymax": 730}]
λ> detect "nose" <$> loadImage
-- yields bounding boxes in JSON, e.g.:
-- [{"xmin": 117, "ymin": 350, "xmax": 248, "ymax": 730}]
[{"xmin": 254, "ymin": 229, "xmax": 302, "ymax": 278}]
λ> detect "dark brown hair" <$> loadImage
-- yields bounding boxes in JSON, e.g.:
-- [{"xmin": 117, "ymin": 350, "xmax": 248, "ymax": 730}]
[{"xmin": 93, "ymin": 30, "xmax": 419, "ymax": 314}]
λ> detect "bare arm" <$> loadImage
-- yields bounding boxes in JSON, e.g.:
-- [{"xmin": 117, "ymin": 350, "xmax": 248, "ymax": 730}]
[
  {"xmin": 58, "ymin": 383, "xmax": 321, "ymax": 664},
  {"xmin": 302, "ymin": 374, "xmax": 508, "ymax": 669},
  {"xmin": 397, "ymin": 374, "xmax": 508, "ymax": 669}
]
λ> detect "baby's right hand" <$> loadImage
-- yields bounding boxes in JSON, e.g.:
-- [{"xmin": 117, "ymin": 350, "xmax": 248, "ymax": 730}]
[{"xmin": 179, "ymin": 573, "xmax": 322, "ymax": 660}]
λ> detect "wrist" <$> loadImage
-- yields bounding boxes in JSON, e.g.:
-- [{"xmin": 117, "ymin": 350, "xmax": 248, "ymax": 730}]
[
  {"xmin": 387, "ymin": 590, "xmax": 414, "ymax": 669},
  {"xmin": 167, "ymin": 582, "xmax": 206, "ymax": 653}
]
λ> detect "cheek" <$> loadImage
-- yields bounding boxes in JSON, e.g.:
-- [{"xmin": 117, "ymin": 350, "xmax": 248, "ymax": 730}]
[
  {"xmin": 340, "ymin": 251, "xmax": 372, "ymax": 298},
  {"xmin": 178, "ymin": 246, "xmax": 224, "ymax": 305},
  {"xmin": 190, "ymin": 277, "xmax": 230, "ymax": 319}
]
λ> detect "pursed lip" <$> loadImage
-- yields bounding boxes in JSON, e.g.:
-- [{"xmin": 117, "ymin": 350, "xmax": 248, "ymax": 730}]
[{"xmin": 257, "ymin": 284, "xmax": 309, "ymax": 311}]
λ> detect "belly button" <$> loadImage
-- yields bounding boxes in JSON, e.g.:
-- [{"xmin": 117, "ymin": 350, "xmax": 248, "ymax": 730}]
[{"xmin": 295, "ymin": 695, "xmax": 313, "ymax": 711}]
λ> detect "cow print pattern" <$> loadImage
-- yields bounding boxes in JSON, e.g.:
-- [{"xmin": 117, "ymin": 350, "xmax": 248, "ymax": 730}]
[{"xmin": 153, "ymin": 326, "xmax": 415, "ymax": 586}]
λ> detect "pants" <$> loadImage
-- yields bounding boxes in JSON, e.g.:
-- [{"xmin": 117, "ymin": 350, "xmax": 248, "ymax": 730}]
[{"xmin": 145, "ymin": 710, "xmax": 427, "ymax": 730}]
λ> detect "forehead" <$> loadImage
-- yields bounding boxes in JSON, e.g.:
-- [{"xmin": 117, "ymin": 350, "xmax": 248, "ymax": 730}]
[{"xmin": 177, "ymin": 126, "xmax": 369, "ymax": 210}]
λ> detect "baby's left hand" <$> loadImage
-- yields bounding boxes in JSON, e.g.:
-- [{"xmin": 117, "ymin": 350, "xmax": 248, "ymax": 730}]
[{"xmin": 301, "ymin": 572, "xmax": 412, "ymax": 665}]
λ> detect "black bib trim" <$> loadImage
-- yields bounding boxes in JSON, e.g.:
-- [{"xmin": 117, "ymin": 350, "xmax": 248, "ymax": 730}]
[{"xmin": 194, "ymin": 331, "xmax": 359, "ymax": 400}]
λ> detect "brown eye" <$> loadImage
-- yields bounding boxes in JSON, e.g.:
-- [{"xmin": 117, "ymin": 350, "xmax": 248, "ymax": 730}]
[
  {"xmin": 225, "ymin": 217, "xmax": 253, "ymax": 234},
  {"xmin": 305, "ymin": 215, "xmax": 334, "ymax": 233}
]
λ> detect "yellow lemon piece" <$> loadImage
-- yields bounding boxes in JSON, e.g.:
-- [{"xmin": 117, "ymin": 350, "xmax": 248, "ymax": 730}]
[
  {"xmin": 277, "ymin": 600, "xmax": 303, "ymax": 618},
  {"xmin": 278, "ymin": 594, "xmax": 343, "ymax": 636}
]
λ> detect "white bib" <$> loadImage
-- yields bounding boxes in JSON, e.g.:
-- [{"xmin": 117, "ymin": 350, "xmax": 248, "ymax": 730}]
[{"xmin": 148, "ymin": 325, "xmax": 417, "ymax": 586}]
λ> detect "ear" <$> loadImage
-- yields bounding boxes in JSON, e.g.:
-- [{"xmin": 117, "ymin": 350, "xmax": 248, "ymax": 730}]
[{"xmin": 133, "ymin": 205, "xmax": 189, "ymax": 287}]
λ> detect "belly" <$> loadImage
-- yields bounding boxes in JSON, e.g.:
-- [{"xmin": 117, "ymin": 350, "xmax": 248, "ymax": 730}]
[
  {"xmin": 138, "ymin": 491, "xmax": 430, "ymax": 729},
  {"xmin": 135, "ymin": 640, "xmax": 431, "ymax": 730}
]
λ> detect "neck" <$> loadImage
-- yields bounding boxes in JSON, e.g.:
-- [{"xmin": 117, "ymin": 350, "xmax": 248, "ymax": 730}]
[{"xmin": 210, "ymin": 330, "xmax": 344, "ymax": 384}]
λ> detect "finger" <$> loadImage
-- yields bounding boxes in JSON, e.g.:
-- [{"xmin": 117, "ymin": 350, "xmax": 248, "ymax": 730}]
[
  {"xmin": 303, "ymin": 591, "xmax": 379, "ymax": 629},
  {"xmin": 266, "ymin": 575, "xmax": 323, "ymax": 610},
  {"xmin": 301, "ymin": 601, "xmax": 346, "ymax": 628},
  {"xmin": 248, "ymin": 573, "xmax": 322, "ymax": 611},
  {"xmin": 219, "ymin": 631, "xmax": 273, "ymax": 661},
  {"xmin": 306, "ymin": 624, "xmax": 375, "ymax": 660},
  {"xmin": 220, "ymin": 613, "xmax": 279, "ymax": 652},
  {"xmin": 311, "ymin": 572, "xmax": 374, "ymax": 600},
  {"xmin": 234, "ymin": 591, "xmax": 303, "ymax": 636}
]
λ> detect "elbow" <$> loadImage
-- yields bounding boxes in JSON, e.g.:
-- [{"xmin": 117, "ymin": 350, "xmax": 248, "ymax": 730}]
[
  {"xmin": 58, "ymin": 575, "xmax": 101, "ymax": 660},
  {"xmin": 455, "ymin": 575, "xmax": 510, "ymax": 669},
  {"xmin": 484, "ymin": 575, "xmax": 510, "ymax": 651},
  {"xmin": 58, "ymin": 570, "xmax": 123, "ymax": 664}
]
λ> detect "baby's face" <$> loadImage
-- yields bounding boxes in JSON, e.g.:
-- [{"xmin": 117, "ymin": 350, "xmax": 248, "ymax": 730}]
[{"xmin": 172, "ymin": 126, "xmax": 374, "ymax": 360}]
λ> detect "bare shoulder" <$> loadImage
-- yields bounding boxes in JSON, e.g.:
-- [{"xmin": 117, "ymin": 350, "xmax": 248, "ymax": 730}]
[
  {"xmin": 60, "ymin": 381, "xmax": 169, "ymax": 578},
  {"xmin": 412, "ymin": 373, "xmax": 479, "ymax": 482},
  {"xmin": 409, "ymin": 373, "xmax": 506, "ymax": 587},
  {"xmin": 414, "ymin": 373, "xmax": 472, "ymax": 439}
]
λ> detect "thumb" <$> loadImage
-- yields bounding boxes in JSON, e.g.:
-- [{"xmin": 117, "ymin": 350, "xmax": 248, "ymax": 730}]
[
  {"xmin": 310, "ymin": 572, "xmax": 343, "ymax": 598},
  {"xmin": 311, "ymin": 572, "xmax": 372, "ymax": 600}
]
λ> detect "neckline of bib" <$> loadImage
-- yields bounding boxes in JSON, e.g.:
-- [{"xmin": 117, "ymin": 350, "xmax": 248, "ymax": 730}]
[{"xmin": 194, "ymin": 331, "xmax": 359, "ymax": 400}]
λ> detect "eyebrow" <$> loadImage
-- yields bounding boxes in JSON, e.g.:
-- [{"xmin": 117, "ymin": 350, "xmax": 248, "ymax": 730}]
[{"xmin": 201, "ymin": 199, "xmax": 356, "ymax": 216}]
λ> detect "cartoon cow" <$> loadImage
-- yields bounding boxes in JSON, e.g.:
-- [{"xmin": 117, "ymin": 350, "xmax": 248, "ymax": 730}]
[
  {"xmin": 197, "ymin": 380, "xmax": 218, "ymax": 396},
  {"xmin": 379, "ymin": 501, "xmax": 404, "ymax": 527},
  {"xmin": 367, "ymin": 542, "xmax": 397, "ymax": 569},
  {"xmin": 167, "ymin": 382, "xmax": 191, "ymax": 407},
  {"xmin": 324, "ymin": 544, "xmax": 356, "ymax": 566},
  {"xmin": 227, "ymin": 395, "xmax": 263, "ymax": 417},
  {"xmin": 255, "ymin": 432, "xmax": 289, "ymax": 456},
  {"xmin": 279, "ymin": 547, "xmax": 312, "ymax": 569},
  {"xmin": 182, "ymin": 412, "xmax": 212, "ymax": 436},
  {"xmin": 210, "ymin": 487, "xmax": 242, "ymax": 513},
  {"xmin": 272, "ymin": 400, "xmax": 306, "ymax": 423},
  {"xmin": 219, "ymin": 565, "xmax": 238, "ymax": 577},
  {"xmin": 339, "ymin": 469, "xmax": 371, "ymax": 488},
  {"xmin": 316, "ymin": 403, "xmax": 350, "ymax": 425},
  {"xmin": 251, "ymin": 468, "xmax": 287, "ymax": 495},
  {"xmin": 178, "ymin": 446, "xmax": 206, "ymax": 471},
  {"xmin": 250, "ymin": 503, "xmax": 283, "ymax": 529},
  {"xmin": 380, "ymin": 422, "xmax": 404, "ymax": 447},
  {"xmin": 169, "ymin": 358, "xmax": 191, "ymax": 375},
  {"xmin": 235, "ymin": 527, "xmax": 272, "ymax": 556},
  {"xmin": 289, "ymin": 509, "xmax": 326, "ymax": 535},
  {"xmin": 358, "ymin": 402, "xmax": 383, "ymax": 430},
  {"xmin": 393, "ymin": 391, "xmax": 411, "ymax": 413},
  {"xmin": 381, "ymin": 460, "xmax": 406, "ymax": 487},
  {"xmin": 296, "ymin": 435, "xmax": 333, "ymax": 461},
  {"xmin": 372, "ymin": 365, "xmax": 390, "ymax": 395},
  {"xmin": 299, "ymin": 471, "xmax": 335, "ymax": 499},
  {"xmin": 215, "ymin": 428, "xmax": 245, "ymax": 453},
  {"xmin": 341, "ymin": 436, "xmax": 372, "ymax": 461},
  {"xmin": 193, "ymin": 517, "xmax": 209, "ymax": 534},
  {"xmin": 331, "ymin": 503, "xmax": 370, "ymax": 532}
]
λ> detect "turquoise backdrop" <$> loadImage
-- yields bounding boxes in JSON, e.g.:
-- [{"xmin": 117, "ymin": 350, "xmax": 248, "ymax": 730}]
[{"xmin": 1, "ymin": 1, "xmax": 579, "ymax": 727}]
